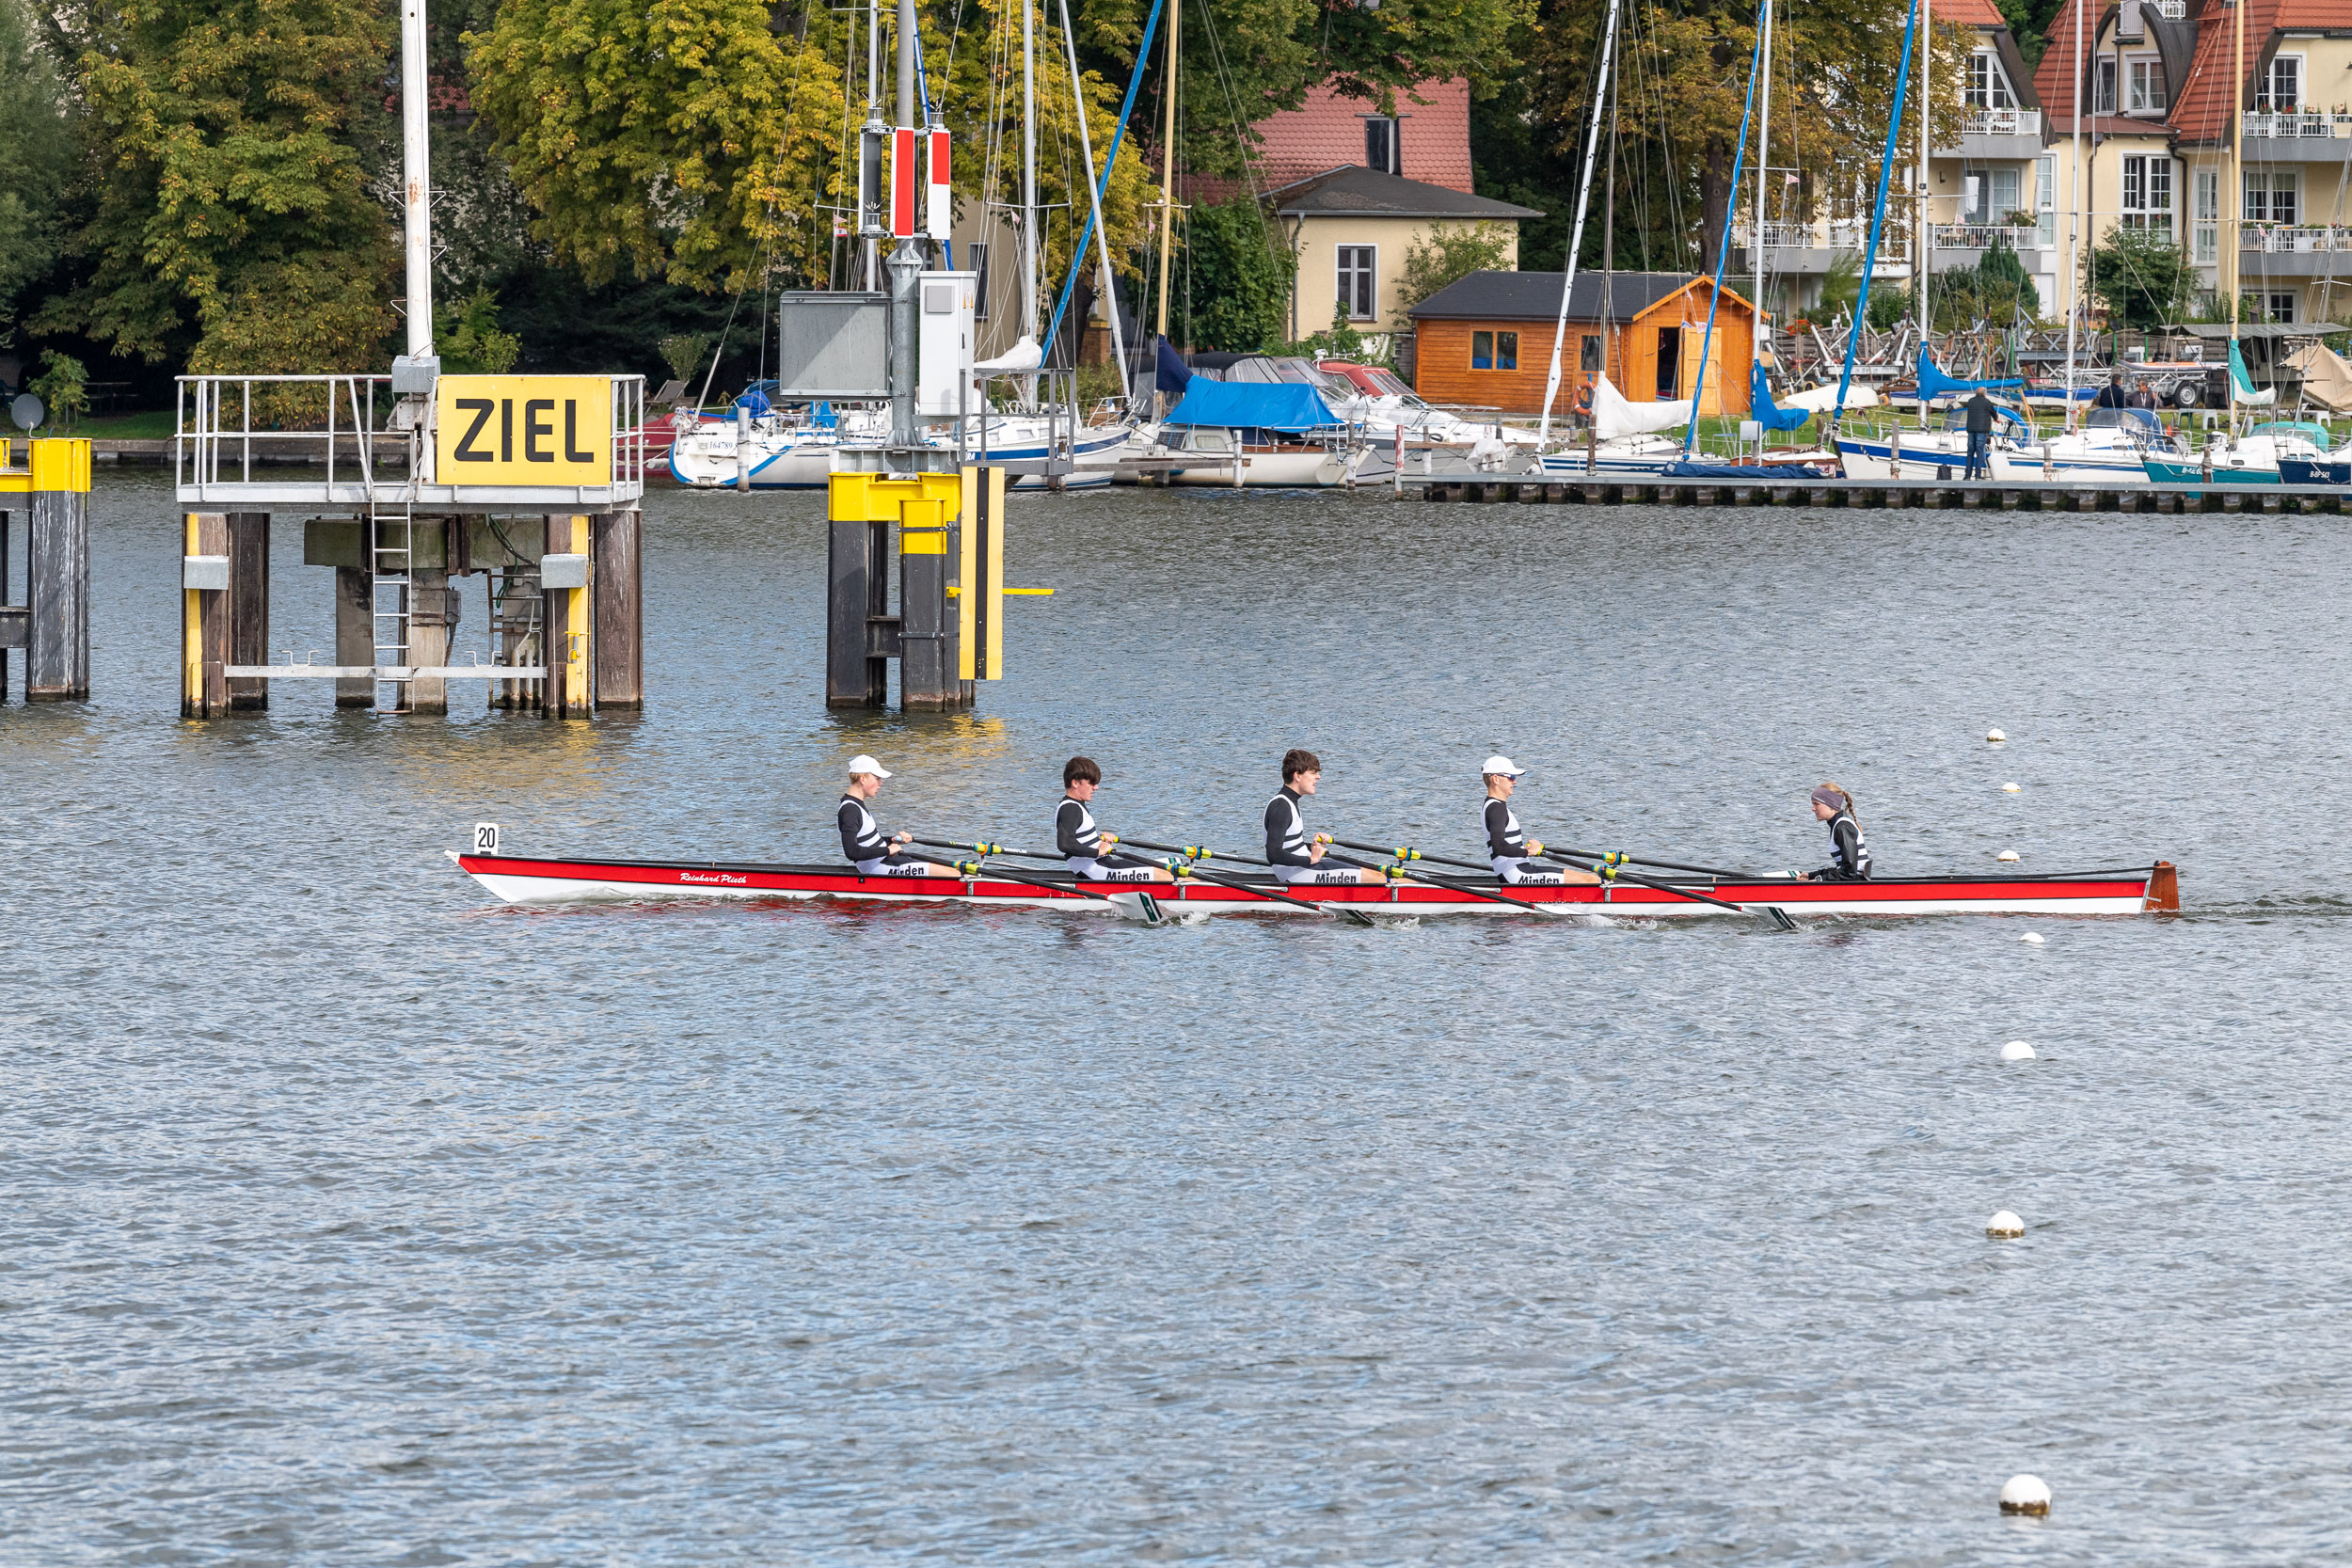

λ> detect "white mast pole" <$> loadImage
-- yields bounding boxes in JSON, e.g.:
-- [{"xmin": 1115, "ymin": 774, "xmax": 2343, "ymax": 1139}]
[
  {"xmin": 2063, "ymin": 0, "xmax": 2083, "ymax": 431},
  {"xmin": 1756, "ymin": 0, "xmax": 1772, "ymax": 397},
  {"xmin": 1536, "ymin": 0, "xmax": 1623, "ymax": 449},
  {"xmin": 1023, "ymin": 0, "xmax": 1040, "ymax": 341},
  {"xmin": 1060, "ymin": 0, "xmax": 1129, "ymax": 404},
  {"xmin": 1917, "ymin": 0, "xmax": 1931, "ymax": 423},
  {"xmin": 400, "ymin": 0, "xmax": 433, "ymax": 360}
]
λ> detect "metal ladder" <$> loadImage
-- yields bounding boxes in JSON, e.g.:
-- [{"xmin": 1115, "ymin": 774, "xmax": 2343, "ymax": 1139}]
[
  {"xmin": 367, "ymin": 382, "xmax": 419, "ymax": 712},
  {"xmin": 488, "ymin": 563, "xmax": 545, "ymax": 706}
]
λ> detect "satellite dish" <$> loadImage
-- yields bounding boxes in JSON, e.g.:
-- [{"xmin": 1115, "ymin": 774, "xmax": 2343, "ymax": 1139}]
[{"xmin": 9, "ymin": 393, "xmax": 40, "ymax": 431}]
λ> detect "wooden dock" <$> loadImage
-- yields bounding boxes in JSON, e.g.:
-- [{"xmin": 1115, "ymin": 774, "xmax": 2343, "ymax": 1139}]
[{"xmin": 1398, "ymin": 473, "xmax": 2352, "ymax": 512}]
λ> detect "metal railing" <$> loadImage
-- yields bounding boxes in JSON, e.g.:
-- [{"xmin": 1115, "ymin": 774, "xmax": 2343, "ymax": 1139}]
[
  {"xmin": 2152, "ymin": 0, "xmax": 2185, "ymax": 17},
  {"xmin": 1960, "ymin": 108, "xmax": 2042, "ymax": 137},
  {"xmin": 2245, "ymin": 225, "xmax": 2352, "ymax": 253},
  {"xmin": 174, "ymin": 373, "xmax": 647, "ymax": 506},
  {"xmin": 2242, "ymin": 110, "xmax": 2352, "ymax": 138},
  {"xmin": 1735, "ymin": 221, "xmax": 1883, "ymax": 253},
  {"xmin": 1931, "ymin": 223, "xmax": 2044, "ymax": 250}
]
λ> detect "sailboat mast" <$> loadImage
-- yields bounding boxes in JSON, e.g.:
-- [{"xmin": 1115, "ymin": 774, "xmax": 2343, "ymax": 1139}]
[
  {"xmin": 2230, "ymin": 0, "xmax": 2245, "ymax": 434},
  {"xmin": 1060, "ymin": 0, "xmax": 1128, "ymax": 401},
  {"xmin": 1917, "ymin": 0, "xmax": 1931, "ymax": 388},
  {"xmin": 1755, "ymin": 0, "xmax": 1772, "ymax": 408},
  {"xmin": 1152, "ymin": 0, "xmax": 1179, "ymax": 406},
  {"xmin": 866, "ymin": 0, "xmax": 883, "ymax": 289},
  {"xmin": 2063, "ymin": 0, "xmax": 2082, "ymax": 431},
  {"xmin": 1023, "ymin": 0, "xmax": 1040, "ymax": 340},
  {"xmin": 1534, "ymin": 0, "xmax": 1624, "ymax": 447}
]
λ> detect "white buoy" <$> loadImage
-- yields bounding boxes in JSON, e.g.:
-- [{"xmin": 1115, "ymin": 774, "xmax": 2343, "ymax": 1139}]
[
  {"xmin": 2000, "ymin": 1039, "xmax": 2037, "ymax": 1061},
  {"xmin": 1987, "ymin": 728, "xmax": 2007, "ymax": 743},
  {"xmin": 2002, "ymin": 781, "xmax": 2022, "ymax": 793},
  {"xmin": 2019, "ymin": 931, "xmax": 2044, "ymax": 944},
  {"xmin": 1999, "ymin": 1474, "xmax": 2052, "ymax": 1515},
  {"xmin": 1986, "ymin": 1210, "xmax": 2026, "ymax": 1237},
  {"xmin": 1997, "ymin": 849, "xmax": 2021, "ymax": 862}
]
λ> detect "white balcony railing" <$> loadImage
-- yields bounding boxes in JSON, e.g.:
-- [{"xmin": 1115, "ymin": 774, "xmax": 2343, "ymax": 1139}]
[
  {"xmin": 2151, "ymin": 0, "xmax": 2186, "ymax": 16},
  {"xmin": 1931, "ymin": 223, "xmax": 2043, "ymax": 250},
  {"xmin": 2245, "ymin": 225, "xmax": 2352, "ymax": 253},
  {"xmin": 1736, "ymin": 220, "xmax": 1885, "ymax": 252},
  {"xmin": 1960, "ymin": 107, "xmax": 2042, "ymax": 137},
  {"xmin": 2242, "ymin": 110, "xmax": 2352, "ymax": 139}
]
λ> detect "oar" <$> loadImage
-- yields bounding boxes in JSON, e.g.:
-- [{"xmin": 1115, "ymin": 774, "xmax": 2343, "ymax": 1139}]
[
  {"xmin": 1307, "ymin": 847, "xmax": 1575, "ymax": 918},
  {"xmin": 1112, "ymin": 838, "xmax": 1379, "ymax": 926},
  {"xmin": 1330, "ymin": 836, "xmax": 1797, "ymax": 930},
  {"xmin": 912, "ymin": 838, "xmax": 1166, "ymax": 926}
]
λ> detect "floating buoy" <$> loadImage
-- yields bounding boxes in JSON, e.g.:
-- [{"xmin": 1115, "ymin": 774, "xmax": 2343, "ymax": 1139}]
[
  {"xmin": 1999, "ymin": 1474, "xmax": 2052, "ymax": 1515},
  {"xmin": 2000, "ymin": 1039, "xmax": 2037, "ymax": 1061},
  {"xmin": 1986, "ymin": 1210, "xmax": 2026, "ymax": 1238},
  {"xmin": 2019, "ymin": 931, "xmax": 2044, "ymax": 944},
  {"xmin": 1997, "ymin": 849, "xmax": 2022, "ymax": 863},
  {"xmin": 1987, "ymin": 728, "xmax": 2008, "ymax": 743},
  {"xmin": 2002, "ymin": 781, "xmax": 2022, "ymax": 793}
]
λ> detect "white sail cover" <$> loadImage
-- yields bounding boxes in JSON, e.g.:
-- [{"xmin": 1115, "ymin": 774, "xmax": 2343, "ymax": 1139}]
[
  {"xmin": 973, "ymin": 334, "xmax": 1044, "ymax": 373},
  {"xmin": 1779, "ymin": 383, "xmax": 1881, "ymax": 413},
  {"xmin": 1592, "ymin": 374, "xmax": 1693, "ymax": 439}
]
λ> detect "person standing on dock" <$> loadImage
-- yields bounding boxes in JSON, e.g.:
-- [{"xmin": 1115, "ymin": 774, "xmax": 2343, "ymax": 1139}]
[
  {"xmin": 1963, "ymin": 390, "xmax": 1995, "ymax": 480},
  {"xmin": 1057, "ymin": 757, "xmax": 1172, "ymax": 883},
  {"xmin": 838, "ymin": 756, "xmax": 954, "ymax": 878},
  {"xmin": 1265, "ymin": 750, "xmax": 1385, "ymax": 886},
  {"xmin": 2093, "ymin": 372, "xmax": 2129, "ymax": 410},
  {"xmin": 1478, "ymin": 757, "xmax": 1598, "ymax": 886},
  {"xmin": 1801, "ymin": 784, "xmax": 1870, "ymax": 881}
]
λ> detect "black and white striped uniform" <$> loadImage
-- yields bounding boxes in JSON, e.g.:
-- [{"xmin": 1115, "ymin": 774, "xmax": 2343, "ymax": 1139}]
[
  {"xmin": 1264, "ymin": 785, "xmax": 1356, "ymax": 885},
  {"xmin": 1057, "ymin": 797, "xmax": 1153, "ymax": 883},
  {"xmin": 1815, "ymin": 810, "xmax": 1870, "ymax": 880},
  {"xmin": 838, "ymin": 793, "xmax": 929, "ymax": 877},
  {"xmin": 1484, "ymin": 797, "xmax": 1565, "ymax": 885}
]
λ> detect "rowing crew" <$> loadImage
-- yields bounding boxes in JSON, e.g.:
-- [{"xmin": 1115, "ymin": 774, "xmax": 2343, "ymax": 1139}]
[{"xmin": 836, "ymin": 749, "xmax": 1872, "ymax": 883}]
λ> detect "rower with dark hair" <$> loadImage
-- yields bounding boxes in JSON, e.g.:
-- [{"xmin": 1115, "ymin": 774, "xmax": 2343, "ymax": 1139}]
[
  {"xmin": 1803, "ymin": 783, "xmax": 1870, "ymax": 880},
  {"xmin": 1264, "ymin": 749, "xmax": 1385, "ymax": 885},
  {"xmin": 1478, "ymin": 755, "xmax": 1598, "ymax": 886},
  {"xmin": 837, "ymin": 754, "xmax": 954, "ymax": 878},
  {"xmin": 1057, "ymin": 756, "xmax": 1171, "ymax": 883}
]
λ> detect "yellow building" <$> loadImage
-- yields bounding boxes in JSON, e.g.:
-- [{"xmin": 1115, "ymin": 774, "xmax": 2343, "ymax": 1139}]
[{"xmin": 1261, "ymin": 166, "xmax": 1542, "ymax": 349}]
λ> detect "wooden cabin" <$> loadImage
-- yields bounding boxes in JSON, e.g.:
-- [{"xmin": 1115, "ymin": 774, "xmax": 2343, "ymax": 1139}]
[{"xmin": 1406, "ymin": 271, "xmax": 1758, "ymax": 417}]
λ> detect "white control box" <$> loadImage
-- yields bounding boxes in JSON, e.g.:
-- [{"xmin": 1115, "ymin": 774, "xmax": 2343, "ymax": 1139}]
[{"xmin": 916, "ymin": 270, "xmax": 978, "ymax": 418}]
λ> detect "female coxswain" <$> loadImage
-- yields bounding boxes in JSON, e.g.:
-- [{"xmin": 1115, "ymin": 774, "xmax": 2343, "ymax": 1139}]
[
  {"xmin": 1263, "ymin": 749, "xmax": 1388, "ymax": 885},
  {"xmin": 1479, "ymin": 756, "xmax": 1597, "ymax": 885},
  {"xmin": 1802, "ymin": 783, "xmax": 1870, "ymax": 880},
  {"xmin": 1057, "ymin": 756, "xmax": 1171, "ymax": 883},
  {"xmin": 836, "ymin": 755, "xmax": 955, "ymax": 877}
]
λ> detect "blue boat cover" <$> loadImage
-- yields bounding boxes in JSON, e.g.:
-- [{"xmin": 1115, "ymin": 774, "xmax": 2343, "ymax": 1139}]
[
  {"xmin": 1661, "ymin": 460, "xmax": 1771, "ymax": 479},
  {"xmin": 1915, "ymin": 347, "xmax": 2023, "ymax": 401},
  {"xmin": 1155, "ymin": 337, "xmax": 1193, "ymax": 396},
  {"xmin": 1163, "ymin": 378, "xmax": 1343, "ymax": 432},
  {"xmin": 1750, "ymin": 364, "xmax": 1811, "ymax": 432}
]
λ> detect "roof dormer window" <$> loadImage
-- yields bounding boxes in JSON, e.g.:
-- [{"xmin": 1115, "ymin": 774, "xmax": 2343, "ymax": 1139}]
[
  {"xmin": 2256, "ymin": 55, "xmax": 2301, "ymax": 112},
  {"xmin": 1965, "ymin": 51, "xmax": 2015, "ymax": 109},
  {"xmin": 1363, "ymin": 117, "xmax": 1403, "ymax": 176},
  {"xmin": 2127, "ymin": 55, "xmax": 2167, "ymax": 114}
]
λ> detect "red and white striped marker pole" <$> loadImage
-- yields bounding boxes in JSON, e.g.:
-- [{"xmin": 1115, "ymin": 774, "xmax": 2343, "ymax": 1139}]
[
  {"xmin": 891, "ymin": 125, "xmax": 917, "ymax": 238},
  {"xmin": 927, "ymin": 124, "xmax": 951, "ymax": 241}
]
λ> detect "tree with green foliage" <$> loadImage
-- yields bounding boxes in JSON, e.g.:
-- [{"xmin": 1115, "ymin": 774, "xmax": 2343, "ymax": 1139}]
[
  {"xmin": 435, "ymin": 286, "xmax": 521, "ymax": 373},
  {"xmin": 0, "ymin": 0, "xmax": 75, "ymax": 352},
  {"xmin": 1396, "ymin": 223, "xmax": 1517, "ymax": 314},
  {"xmin": 1168, "ymin": 196, "xmax": 1290, "ymax": 351},
  {"xmin": 1931, "ymin": 241, "xmax": 2042, "ymax": 329},
  {"xmin": 41, "ymin": 0, "xmax": 398, "ymax": 372},
  {"xmin": 2090, "ymin": 227, "xmax": 2195, "ymax": 329},
  {"xmin": 30, "ymin": 350, "xmax": 89, "ymax": 427}
]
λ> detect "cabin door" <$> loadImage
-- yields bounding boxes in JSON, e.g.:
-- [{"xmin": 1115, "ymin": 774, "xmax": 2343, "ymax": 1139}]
[
  {"xmin": 1686, "ymin": 325, "xmax": 1722, "ymax": 416},
  {"xmin": 1655, "ymin": 328, "xmax": 1680, "ymax": 398}
]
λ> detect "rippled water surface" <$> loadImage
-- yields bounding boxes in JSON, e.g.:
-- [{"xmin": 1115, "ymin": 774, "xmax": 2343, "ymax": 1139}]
[{"xmin": 5, "ymin": 470, "xmax": 2348, "ymax": 1564}]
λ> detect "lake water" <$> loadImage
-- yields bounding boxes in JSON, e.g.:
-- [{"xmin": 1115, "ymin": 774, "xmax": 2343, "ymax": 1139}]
[{"xmin": 4, "ymin": 470, "xmax": 2346, "ymax": 1564}]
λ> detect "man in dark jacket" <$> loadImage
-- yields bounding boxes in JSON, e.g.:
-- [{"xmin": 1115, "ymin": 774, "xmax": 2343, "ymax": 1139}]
[
  {"xmin": 1963, "ymin": 388, "xmax": 1996, "ymax": 479},
  {"xmin": 2092, "ymin": 371, "xmax": 2129, "ymax": 408}
]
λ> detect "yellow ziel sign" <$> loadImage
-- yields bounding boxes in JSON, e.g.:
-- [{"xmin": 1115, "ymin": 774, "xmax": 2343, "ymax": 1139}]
[{"xmin": 435, "ymin": 375, "xmax": 612, "ymax": 485}]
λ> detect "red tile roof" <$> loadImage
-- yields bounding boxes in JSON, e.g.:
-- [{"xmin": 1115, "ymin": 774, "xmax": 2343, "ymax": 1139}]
[
  {"xmin": 2169, "ymin": 0, "xmax": 2270, "ymax": 143},
  {"xmin": 1938, "ymin": 0, "xmax": 2010, "ymax": 28},
  {"xmin": 1246, "ymin": 79, "xmax": 1472, "ymax": 194}
]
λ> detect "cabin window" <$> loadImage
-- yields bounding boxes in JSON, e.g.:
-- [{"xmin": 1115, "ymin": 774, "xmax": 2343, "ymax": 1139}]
[
  {"xmin": 2245, "ymin": 169, "xmax": 2298, "ymax": 225},
  {"xmin": 1336, "ymin": 245, "xmax": 1376, "ymax": 320},
  {"xmin": 1580, "ymin": 334, "xmax": 1601, "ymax": 372},
  {"xmin": 2121, "ymin": 154, "xmax": 2172, "ymax": 232},
  {"xmin": 1964, "ymin": 52, "xmax": 2014, "ymax": 109},
  {"xmin": 1470, "ymin": 330, "xmax": 1518, "ymax": 371},
  {"xmin": 968, "ymin": 242, "xmax": 991, "ymax": 320},
  {"xmin": 2126, "ymin": 55, "xmax": 2167, "ymax": 114},
  {"xmin": 2258, "ymin": 55, "xmax": 2301, "ymax": 111},
  {"xmin": 1363, "ymin": 117, "xmax": 1403, "ymax": 175}
]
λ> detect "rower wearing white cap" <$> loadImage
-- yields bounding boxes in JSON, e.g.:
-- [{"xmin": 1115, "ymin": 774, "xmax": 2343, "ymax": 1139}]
[
  {"xmin": 1481, "ymin": 756, "xmax": 1597, "ymax": 886},
  {"xmin": 837, "ymin": 755, "xmax": 953, "ymax": 877}
]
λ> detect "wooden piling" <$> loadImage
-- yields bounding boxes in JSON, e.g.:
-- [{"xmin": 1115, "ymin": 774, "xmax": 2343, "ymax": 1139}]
[
  {"xmin": 592, "ymin": 508, "xmax": 643, "ymax": 708},
  {"xmin": 545, "ymin": 513, "xmax": 594, "ymax": 717},
  {"xmin": 182, "ymin": 512, "xmax": 230, "ymax": 718},
  {"xmin": 226, "ymin": 513, "xmax": 270, "ymax": 710},
  {"xmin": 25, "ymin": 442, "xmax": 90, "ymax": 701}
]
